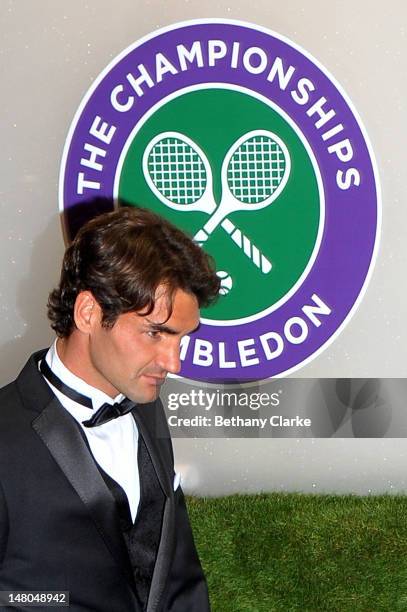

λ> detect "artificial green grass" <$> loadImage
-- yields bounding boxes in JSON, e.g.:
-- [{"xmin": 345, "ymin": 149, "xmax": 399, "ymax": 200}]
[{"xmin": 186, "ymin": 493, "xmax": 407, "ymax": 612}]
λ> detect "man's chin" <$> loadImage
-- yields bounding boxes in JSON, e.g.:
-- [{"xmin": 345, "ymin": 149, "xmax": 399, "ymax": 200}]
[{"xmin": 127, "ymin": 383, "xmax": 161, "ymax": 404}]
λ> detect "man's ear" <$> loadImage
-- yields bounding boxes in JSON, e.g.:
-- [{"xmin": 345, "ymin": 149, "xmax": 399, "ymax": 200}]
[{"xmin": 73, "ymin": 291, "xmax": 101, "ymax": 334}]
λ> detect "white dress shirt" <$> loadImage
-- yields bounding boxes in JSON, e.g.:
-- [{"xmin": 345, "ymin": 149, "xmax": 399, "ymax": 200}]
[{"xmin": 42, "ymin": 340, "xmax": 140, "ymax": 521}]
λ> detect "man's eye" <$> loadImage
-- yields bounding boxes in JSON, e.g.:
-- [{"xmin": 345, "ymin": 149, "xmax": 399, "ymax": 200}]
[{"xmin": 147, "ymin": 330, "xmax": 160, "ymax": 338}]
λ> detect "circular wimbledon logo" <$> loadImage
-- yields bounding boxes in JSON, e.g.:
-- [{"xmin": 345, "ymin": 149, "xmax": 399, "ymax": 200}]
[{"xmin": 60, "ymin": 19, "xmax": 380, "ymax": 381}]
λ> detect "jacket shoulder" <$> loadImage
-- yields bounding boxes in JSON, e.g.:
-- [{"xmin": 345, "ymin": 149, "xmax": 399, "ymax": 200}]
[
  {"xmin": 0, "ymin": 380, "xmax": 24, "ymax": 418},
  {"xmin": 0, "ymin": 349, "xmax": 50, "ymax": 433}
]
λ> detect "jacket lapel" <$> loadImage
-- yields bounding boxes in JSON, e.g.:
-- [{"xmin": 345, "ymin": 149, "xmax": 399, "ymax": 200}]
[
  {"xmin": 32, "ymin": 398, "xmax": 136, "ymax": 587},
  {"xmin": 17, "ymin": 350, "xmax": 135, "ymax": 589},
  {"xmin": 131, "ymin": 403, "xmax": 175, "ymax": 612},
  {"xmin": 131, "ymin": 402, "xmax": 172, "ymax": 497}
]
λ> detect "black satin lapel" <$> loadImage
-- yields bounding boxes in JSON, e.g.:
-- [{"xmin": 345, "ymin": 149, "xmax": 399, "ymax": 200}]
[
  {"xmin": 131, "ymin": 402, "xmax": 174, "ymax": 612},
  {"xmin": 31, "ymin": 398, "xmax": 135, "ymax": 587},
  {"xmin": 147, "ymin": 499, "xmax": 174, "ymax": 612},
  {"xmin": 131, "ymin": 403, "xmax": 172, "ymax": 498}
]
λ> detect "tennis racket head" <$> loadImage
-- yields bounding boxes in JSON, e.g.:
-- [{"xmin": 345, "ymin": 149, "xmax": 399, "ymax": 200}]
[
  {"xmin": 222, "ymin": 129, "xmax": 291, "ymax": 210},
  {"xmin": 142, "ymin": 131, "xmax": 215, "ymax": 214}
]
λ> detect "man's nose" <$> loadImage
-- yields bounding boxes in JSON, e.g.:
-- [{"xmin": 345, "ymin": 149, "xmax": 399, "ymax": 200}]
[{"xmin": 157, "ymin": 342, "xmax": 181, "ymax": 375}]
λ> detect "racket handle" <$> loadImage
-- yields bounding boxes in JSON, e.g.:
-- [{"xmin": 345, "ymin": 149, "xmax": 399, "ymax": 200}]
[{"xmin": 193, "ymin": 219, "xmax": 272, "ymax": 274}]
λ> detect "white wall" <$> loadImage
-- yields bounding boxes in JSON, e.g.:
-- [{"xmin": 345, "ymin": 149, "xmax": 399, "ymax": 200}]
[{"xmin": 1, "ymin": 0, "xmax": 406, "ymax": 494}]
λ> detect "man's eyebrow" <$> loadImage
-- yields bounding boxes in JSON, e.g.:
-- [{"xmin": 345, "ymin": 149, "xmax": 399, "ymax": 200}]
[
  {"xmin": 144, "ymin": 319, "xmax": 200, "ymax": 335},
  {"xmin": 145, "ymin": 321, "xmax": 179, "ymax": 335}
]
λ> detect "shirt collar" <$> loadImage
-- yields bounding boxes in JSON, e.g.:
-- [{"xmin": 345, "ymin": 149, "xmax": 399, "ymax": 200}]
[{"xmin": 45, "ymin": 339, "xmax": 124, "ymax": 410}]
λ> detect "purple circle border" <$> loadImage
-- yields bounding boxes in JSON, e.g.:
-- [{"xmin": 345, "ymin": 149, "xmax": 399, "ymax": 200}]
[{"xmin": 60, "ymin": 19, "xmax": 380, "ymax": 381}]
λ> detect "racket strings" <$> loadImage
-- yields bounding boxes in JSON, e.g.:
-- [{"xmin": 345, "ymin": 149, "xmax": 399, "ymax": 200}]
[
  {"xmin": 147, "ymin": 137, "xmax": 207, "ymax": 205},
  {"xmin": 227, "ymin": 136, "xmax": 286, "ymax": 204}
]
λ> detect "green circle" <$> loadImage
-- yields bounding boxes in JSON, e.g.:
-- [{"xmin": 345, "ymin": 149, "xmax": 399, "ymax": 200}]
[{"xmin": 118, "ymin": 88, "xmax": 320, "ymax": 321}]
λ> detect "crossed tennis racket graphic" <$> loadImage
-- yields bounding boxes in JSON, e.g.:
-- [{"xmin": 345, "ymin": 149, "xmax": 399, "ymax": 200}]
[{"xmin": 143, "ymin": 129, "xmax": 291, "ymax": 274}]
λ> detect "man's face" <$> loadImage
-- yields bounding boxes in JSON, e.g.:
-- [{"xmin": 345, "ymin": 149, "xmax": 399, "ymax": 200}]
[{"xmin": 86, "ymin": 287, "xmax": 200, "ymax": 403}]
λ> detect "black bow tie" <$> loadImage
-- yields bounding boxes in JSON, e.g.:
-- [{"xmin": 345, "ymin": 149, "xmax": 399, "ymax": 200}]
[{"xmin": 39, "ymin": 358, "xmax": 135, "ymax": 428}]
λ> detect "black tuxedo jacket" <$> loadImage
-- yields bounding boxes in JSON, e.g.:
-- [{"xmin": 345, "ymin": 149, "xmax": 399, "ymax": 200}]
[{"xmin": 0, "ymin": 350, "xmax": 210, "ymax": 611}]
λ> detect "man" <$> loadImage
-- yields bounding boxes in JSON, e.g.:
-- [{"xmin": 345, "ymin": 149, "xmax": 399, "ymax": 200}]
[{"xmin": 0, "ymin": 206, "xmax": 220, "ymax": 611}]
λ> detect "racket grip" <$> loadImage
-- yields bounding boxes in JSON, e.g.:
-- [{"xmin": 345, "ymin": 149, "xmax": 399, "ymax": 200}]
[
  {"xmin": 193, "ymin": 221, "xmax": 272, "ymax": 274},
  {"xmin": 222, "ymin": 220, "xmax": 272, "ymax": 274}
]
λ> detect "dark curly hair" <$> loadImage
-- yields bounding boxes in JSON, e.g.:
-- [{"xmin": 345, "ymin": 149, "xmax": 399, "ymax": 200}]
[{"xmin": 48, "ymin": 205, "xmax": 220, "ymax": 337}]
